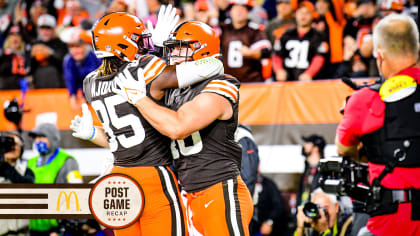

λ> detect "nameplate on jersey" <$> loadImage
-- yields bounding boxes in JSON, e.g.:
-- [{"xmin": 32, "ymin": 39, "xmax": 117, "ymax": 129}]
[
  {"xmin": 91, "ymin": 80, "xmax": 117, "ymax": 98},
  {"xmin": 379, "ymin": 75, "xmax": 417, "ymax": 102}
]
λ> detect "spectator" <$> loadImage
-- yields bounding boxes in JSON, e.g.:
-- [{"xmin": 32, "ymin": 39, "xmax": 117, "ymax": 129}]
[
  {"xmin": 29, "ymin": 14, "xmax": 68, "ymax": 88},
  {"xmin": 295, "ymin": 188, "xmax": 353, "ymax": 236},
  {"xmin": 220, "ymin": 0, "xmax": 272, "ymax": 83},
  {"xmin": 14, "ymin": 1, "xmax": 48, "ymax": 44},
  {"xmin": 27, "ymin": 122, "xmax": 83, "ymax": 235},
  {"xmin": 0, "ymin": 131, "xmax": 34, "ymax": 236},
  {"xmin": 312, "ymin": 0, "xmax": 347, "ymax": 79},
  {"xmin": 0, "ymin": 26, "xmax": 28, "ymax": 90},
  {"xmin": 265, "ymin": 0, "xmax": 295, "ymax": 47},
  {"xmin": 79, "ymin": 0, "xmax": 107, "ymax": 22},
  {"xmin": 235, "ymin": 124, "xmax": 260, "ymax": 196},
  {"xmin": 251, "ymin": 174, "xmax": 290, "ymax": 236},
  {"xmin": 56, "ymin": 0, "xmax": 90, "ymax": 27},
  {"xmin": 60, "ymin": 27, "xmax": 101, "ymax": 110},
  {"xmin": 142, "ymin": 0, "xmax": 163, "ymax": 27},
  {"xmin": 274, "ymin": 1, "xmax": 328, "ymax": 81},
  {"xmin": 193, "ymin": 0, "xmax": 220, "ymax": 33},
  {"xmin": 296, "ymin": 134, "xmax": 326, "ymax": 208},
  {"xmin": 106, "ymin": 0, "xmax": 131, "ymax": 13},
  {"xmin": 0, "ymin": 0, "xmax": 19, "ymax": 42}
]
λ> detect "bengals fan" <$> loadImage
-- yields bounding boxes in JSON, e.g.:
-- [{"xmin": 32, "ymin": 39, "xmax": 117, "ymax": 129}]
[
  {"xmin": 115, "ymin": 21, "xmax": 254, "ymax": 236},
  {"xmin": 69, "ymin": 8, "xmax": 224, "ymax": 236}
]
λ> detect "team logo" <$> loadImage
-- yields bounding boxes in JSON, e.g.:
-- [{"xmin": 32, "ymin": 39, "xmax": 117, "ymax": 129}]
[
  {"xmin": 379, "ymin": 75, "xmax": 417, "ymax": 102},
  {"xmin": 57, "ymin": 191, "xmax": 80, "ymax": 211},
  {"xmin": 89, "ymin": 174, "xmax": 144, "ymax": 229}
]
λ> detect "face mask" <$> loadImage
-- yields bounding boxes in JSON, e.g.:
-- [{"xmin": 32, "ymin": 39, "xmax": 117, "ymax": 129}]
[{"xmin": 35, "ymin": 141, "xmax": 49, "ymax": 155}]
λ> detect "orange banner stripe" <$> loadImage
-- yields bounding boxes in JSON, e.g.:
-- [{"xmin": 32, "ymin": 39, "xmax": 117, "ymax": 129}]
[{"xmin": 0, "ymin": 79, "xmax": 374, "ymax": 131}]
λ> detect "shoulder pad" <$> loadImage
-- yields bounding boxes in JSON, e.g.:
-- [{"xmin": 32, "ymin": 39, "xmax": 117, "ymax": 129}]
[{"xmin": 201, "ymin": 74, "xmax": 240, "ymax": 104}]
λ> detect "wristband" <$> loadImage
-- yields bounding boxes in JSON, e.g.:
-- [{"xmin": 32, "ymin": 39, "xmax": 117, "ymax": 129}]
[{"xmin": 88, "ymin": 127, "xmax": 96, "ymax": 140}]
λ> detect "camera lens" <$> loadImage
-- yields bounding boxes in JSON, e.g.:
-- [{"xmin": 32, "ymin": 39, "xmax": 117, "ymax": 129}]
[{"xmin": 303, "ymin": 202, "xmax": 320, "ymax": 219}]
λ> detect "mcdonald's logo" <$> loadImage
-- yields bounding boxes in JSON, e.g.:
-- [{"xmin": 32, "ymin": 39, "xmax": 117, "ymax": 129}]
[{"xmin": 56, "ymin": 191, "xmax": 80, "ymax": 211}]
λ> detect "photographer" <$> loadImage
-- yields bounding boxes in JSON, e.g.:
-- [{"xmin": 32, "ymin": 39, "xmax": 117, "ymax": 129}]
[
  {"xmin": 0, "ymin": 132, "xmax": 34, "ymax": 183},
  {"xmin": 336, "ymin": 13, "xmax": 420, "ymax": 235},
  {"xmin": 295, "ymin": 188, "xmax": 352, "ymax": 236},
  {"xmin": 0, "ymin": 132, "xmax": 34, "ymax": 236}
]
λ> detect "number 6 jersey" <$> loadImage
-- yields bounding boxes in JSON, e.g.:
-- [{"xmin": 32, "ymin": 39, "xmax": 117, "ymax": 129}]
[
  {"xmin": 83, "ymin": 55, "xmax": 172, "ymax": 167},
  {"xmin": 165, "ymin": 74, "xmax": 243, "ymax": 192}
]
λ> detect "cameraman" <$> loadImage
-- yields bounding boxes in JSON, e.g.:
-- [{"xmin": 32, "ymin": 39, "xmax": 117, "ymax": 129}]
[
  {"xmin": 295, "ymin": 188, "xmax": 352, "ymax": 236},
  {"xmin": 0, "ymin": 132, "xmax": 34, "ymax": 183},
  {"xmin": 336, "ymin": 13, "xmax": 420, "ymax": 235},
  {"xmin": 0, "ymin": 132, "xmax": 34, "ymax": 236}
]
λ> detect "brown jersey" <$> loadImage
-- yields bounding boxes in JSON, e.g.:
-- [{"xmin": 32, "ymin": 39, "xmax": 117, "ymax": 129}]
[
  {"xmin": 165, "ymin": 75, "xmax": 242, "ymax": 192},
  {"xmin": 220, "ymin": 21, "xmax": 271, "ymax": 83},
  {"xmin": 83, "ymin": 55, "xmax": 172, "ymax": 167}
]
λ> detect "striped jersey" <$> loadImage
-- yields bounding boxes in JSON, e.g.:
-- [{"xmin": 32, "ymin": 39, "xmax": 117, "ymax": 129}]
[
  {"xmin": 83, "ymin": 55, "xmax": 171, "ymax": 167},
  {"xmin": 165, "ymin": 74, "xmax": 242, "ymax": 192}
]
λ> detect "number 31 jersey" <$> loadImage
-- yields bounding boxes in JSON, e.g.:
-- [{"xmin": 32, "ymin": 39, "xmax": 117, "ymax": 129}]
[
  {"xmin": 83, "ymin": 55, "xmax": 172, "ymax": 167},
  {"xmin": 165, "ymin": 75, "xmax": 243, "ymax": 192},
  {"xmin": 275, "ymin": 28, "xmax": 328, "ymax": 81}
]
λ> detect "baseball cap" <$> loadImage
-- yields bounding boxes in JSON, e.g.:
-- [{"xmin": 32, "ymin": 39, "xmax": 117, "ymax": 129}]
[
  {"xmin": 302, "ymin": 134, "xmax": 326, "ymax": 150},
  {"xmin": 297, "ymin": 1, "xmax": 319, "ymax": 19},
  {"xmin": 38, "ymin": 14, "xmax": 57, "ymax": 28},
  {"xmin": 195, "ymin": 0, "xmax": 210, "ymax": 11}
]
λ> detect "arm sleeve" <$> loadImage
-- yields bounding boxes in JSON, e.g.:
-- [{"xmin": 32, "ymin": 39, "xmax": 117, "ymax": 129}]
[
  {"xmin": 176, "ymin": 57, "xmax": 224, "ymax": 88},
  {"xmin": 239, "ymin": 137, "xmax": 260, "ymax": 196},
  {"xmin": 63, "ymin": 54, "xmax": 76, "ymax": 96},
  {"xmin": 272, "ymin": 54, "xmax": 284, "ymax": 71},
  {"xmin": 304, "ymin": 55, "xmax": 325, "ymax": 77}
]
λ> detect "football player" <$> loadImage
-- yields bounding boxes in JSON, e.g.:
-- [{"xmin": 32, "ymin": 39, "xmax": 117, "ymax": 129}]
[
  {"xmin": 70, "ymin": 8, "xmax": 223, "ymax": 236},
  {"xmin": 115, "ymin": 21, "xmax": 254, "ymax": 236}
]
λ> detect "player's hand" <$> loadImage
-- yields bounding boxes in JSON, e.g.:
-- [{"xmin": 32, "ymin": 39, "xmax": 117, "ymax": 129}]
[
  {"xmin": 70, "ymin": 103, "xmax": 95, "ymax": 140},
  {"xmin": 113, "ymin": 68, "xmax": 147, "ymax": 104},
  {"xmin": 147, "ymin": 4, "xmax": 180, "ymax": 47}
]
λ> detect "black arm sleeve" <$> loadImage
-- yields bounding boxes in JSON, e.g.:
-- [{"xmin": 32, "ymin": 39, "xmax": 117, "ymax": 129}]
[{"xmin": 0, "ymin": 162, "xmax": 35, "ymax": 183}]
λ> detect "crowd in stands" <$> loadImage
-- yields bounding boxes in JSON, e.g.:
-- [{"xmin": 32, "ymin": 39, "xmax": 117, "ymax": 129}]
[{"xmin": 0, "ymin": 0, "xmax": 417, "ymax": 92}]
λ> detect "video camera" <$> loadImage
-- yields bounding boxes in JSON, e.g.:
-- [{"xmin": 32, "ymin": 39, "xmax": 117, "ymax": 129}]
[
  {"xmin": 0, "ymin": 134, "xmax": 15, "ymax": 161},
  {"xmin": 318, "ymin": 156, "xmax": 370, "ymax": 203}
]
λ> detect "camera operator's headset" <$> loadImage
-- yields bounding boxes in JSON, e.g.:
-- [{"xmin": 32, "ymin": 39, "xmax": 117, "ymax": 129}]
[{"xmin": 1, "ymin": 131, "xmax": 24, "ymax": 158}]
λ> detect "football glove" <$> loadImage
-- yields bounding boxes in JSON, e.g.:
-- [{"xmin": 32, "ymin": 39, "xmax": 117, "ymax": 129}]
[
  {"xmin": 70, "ymin": 103, "xmax": 95, "ymax": 140},
  {"xmin": 147, "ymin": 4, "xmax": 180, "ymax": 47},
  {"xmin": 113, "ymin": 67, "xmax": 147, "ymax": 105}
]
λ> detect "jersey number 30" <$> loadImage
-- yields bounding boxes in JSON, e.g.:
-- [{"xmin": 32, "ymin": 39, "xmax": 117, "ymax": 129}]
[{"xmin": 171, "ymin": 131, "xmax": 203, "ymax": 159}]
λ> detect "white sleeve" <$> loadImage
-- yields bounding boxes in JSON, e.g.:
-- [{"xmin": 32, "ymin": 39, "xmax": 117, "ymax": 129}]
[{"xmin": 176, "ymin": 56, "xmax": 224, "ymax": 88}]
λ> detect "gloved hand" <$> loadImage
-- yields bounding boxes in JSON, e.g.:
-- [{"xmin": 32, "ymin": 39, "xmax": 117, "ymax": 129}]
[
  {"xmin": 113, "ymin": 68, "xmax": 147, "ymax": 104},
  {"xmin": 70, "ymin": 103, "xmax": 95, "ymax": 140},
  {"xmin": 147, "ymin": 4, "xmax": 180, "ymax": 47}
]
